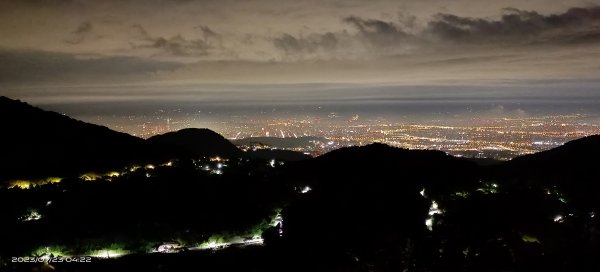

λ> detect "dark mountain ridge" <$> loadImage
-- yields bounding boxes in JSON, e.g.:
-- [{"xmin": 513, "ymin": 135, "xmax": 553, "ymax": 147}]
[
  {"xmin": 147, "ymin": 128, "xmax": 243, "ymax": 158},
  {"xmin": 0, "ymin": 96, "xmax": 160, "ymax": 181},
  {"xmin": 497, "ymin": 134, "xmax": 600, "ymax": 209},
  {"xmin": 2, "ymin": 96, "xmax": 600, "ymax": 272},
  {"xmin": 0, "ymin": 97, "xmax": 311, "ymax": 182}
]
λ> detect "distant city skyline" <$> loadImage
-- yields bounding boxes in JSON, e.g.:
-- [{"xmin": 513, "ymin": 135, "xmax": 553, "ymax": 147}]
[{"xmin": 1, "ymin": 0, "xmax": 600, "ymax": 159}]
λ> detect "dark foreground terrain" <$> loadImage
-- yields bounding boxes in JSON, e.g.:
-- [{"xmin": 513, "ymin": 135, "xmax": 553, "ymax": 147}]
[{"xmin": 1, "ymin": 97, "xmax": 599, "ymax": 272}]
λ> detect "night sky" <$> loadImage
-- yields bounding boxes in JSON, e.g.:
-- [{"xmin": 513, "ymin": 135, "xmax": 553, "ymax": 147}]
[{"xmin": 0, "ymin": 0, "xmax": 599, "ymax": 117}]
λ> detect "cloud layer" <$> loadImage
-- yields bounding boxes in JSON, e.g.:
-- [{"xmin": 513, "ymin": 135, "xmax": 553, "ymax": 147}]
[{"xmin": 0, "ymin": 0, "xmax": 598, "ymax": 86}]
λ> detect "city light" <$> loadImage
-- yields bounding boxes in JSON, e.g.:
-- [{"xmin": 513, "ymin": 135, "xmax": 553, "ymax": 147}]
[
  {"xmin": 554, "ymin": 215, "xmax": 564, "ymax": 223},
  {"xmin": 426, "ymin": 200, "xmax": 443, "ymax": 231},
  {"xmin": 425, "ymin": 218, "xmax": 434, "ymax": 230},
  {"xmin": 8, "ymin": 180, "xmax": 31, "ymax": 189},
  {"xmin": 106, "ymin": 171, "xmax": 120, "ymax": 178},
  {"xmin": 521, "ymin": 234, "xmax": 541, "ymax": 243},
  {"xmin": 32, "ymin": 246, "xmax": 67, "ymax": 258},
  {"xmin": 154, "ymin": 242, "xmax": 183, "ymax": 253},
  {"xmin": 80, "ymin": 173, "xmax": 101, "ymax": 181},
  {"xmin": 20, "ymin": 209, "xmax": 42, "ymax": 222},
  {"xmin": 7, "ymin": 177, "xmax": 62, "ymax": 189}
]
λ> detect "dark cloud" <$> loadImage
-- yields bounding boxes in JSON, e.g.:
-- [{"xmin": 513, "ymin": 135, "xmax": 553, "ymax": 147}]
[
  {"xmin": 272, "ymin": 16, "xmax": 417, "ymax": 57},
  {"xmin": 73, "ymin": 21, "xmax": 93, "ymax": 35},
  {"xmin": 0, "ymin": 49, "xmax": 181, "ymax": 86},
  {"xmin": 152, "ymin": 35, "xmax": 211, "ymax": 56},
  {"xmin": 195, "ymin": 25, "xmax": 223, "ymax": 47},
  {"xmin": 131, "ymin": 24, "xmax": 214, "ymax": 57},
  {"xmin": 273, "ymin": 32, "xmax": 339, "ymax": 57},
  {"xmin": 272, "ymin": 6, "xmax": 600, "ymax": 57},
  {"xmin": 196, "ymin": 25, "xmax": 218, "ymax": 40},
  {"xmin": 343, "ymin": 16, "xmax": 413, "ymax": 48},
  {"xmin": 426, "ymin": 6, "xmax": 600, "ymax": 44},
  {"xmin": 131, "ymin": 24, "xmax": 153, "ymax": 41},
  {"xmin": 65, "ymin": 21, "xmax": 94, "ymax": 44},
  {"xmin": 14, "ymin": 0, "xmax": 78, "ymax": 6}
]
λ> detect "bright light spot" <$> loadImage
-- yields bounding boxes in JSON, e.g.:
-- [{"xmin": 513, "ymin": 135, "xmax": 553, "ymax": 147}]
[
  {"xmin": 32, "ymin": 246, "xmax": 66, "ymax": 258},
  {"xmin": 88, "ymin": 249, "xmax": 129, "ymax": 259},
  {"xmin": 453, "ymin": 191, "xmax": 470, "ymax": 198},
  {"xmin": 197, "ymin": 237, "xmax": 231, "ymax": 250},
  {"xmin": 420, "ymin": 188, "xmax": 426, "ymax": 197},
  {"xmin": 46, "ymin": 201, "xmax": 52, "ymax": 206},
  {"xmin": 476, "ymin": 182, "xmax": 499, "ymax": 194},
  {"xmin": 591, "ymin": 212, "xmax": 596, "ymax": 218},
  {"xmin": 20, "ymin": 209, "xmax": 42, "ymax": 222},
  {"xmin": 162, "ymin": 161, "xmax": 173, "ymax": 167},
  {"xmin": 211, "ymin": 169, "xmax": 223, "ymax": 175},
  {"xmin": 8, "ymin": 180, "xmax": 31, "ymax": 189},
  {"xmin": 522, "ymin": 234, "xmax": 541, "ymax": 243},
  {"xmin": 273, "ymin": 212, "xmax": 283, "ymax": 227},
  {"xmin": 269, "ymin": 159, "xmax": 276, "ymax": 168},
  {"xmin": 425, "ymin": 218, "xmax": 434, "ymax": 231},
  {"xmin": 155, "ymin": 242, "xmax": 183, "ymax": 253},
  {"xmin": 301, "ymin": 186, "xmax": 312, "ymax": 194},
  {"xmin": 217, "ymin": 163, "xmax": 223, "ymax": 169},
  {"xmin": 7, "ymin": 177, "xmax": 62, "ymax": 189},
  {"xmin": 243, "ymin": 237, "xmax": 264, "ymax": 245},
  {"xmin": 80, "ymin": 173, "xmax": 101, "ymax": 181},
  {"xmin": 105, "ymin": 171, "xmax": 120, "ymax": 178},
  {"xmin": 554, "ymin": 215, "xmax": 564, "ymax": 223},
  {"xmin": 145, "ymin": 164, "xmax": 155, "ymax": 170},
  {"xmin": 426, "ymin": 200, "xmax": 443, "ymax": 231},
  {"xmin": 46, "ymin": 177, "xmax": 62, "ymax": 184},
  {"xmin": 204, "ymin": 241, "xmax": 228, "ymax": 249}
]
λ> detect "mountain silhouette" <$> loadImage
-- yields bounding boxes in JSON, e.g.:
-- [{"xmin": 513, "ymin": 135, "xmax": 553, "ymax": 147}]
[
  {"xmin": 0, "ymin": 96, "xmax": 161, "ymax": 181},
  {"xmin": 286, "ymin": 143, "xmax": 481, "ymax": 198},
  {"xmin": 2, "ymin": 95, "xmax": 600, "ymax": 272},
  {"xmin": 0, "ymin": 97, "xmax": 247, "ymax": 182},
  {"xmin": 505, "ymin": 134, "xmax": 600, "ymax": 172},
  {"xmin": 148, "ymin": 128, "xmax": 312, "ymax": 161},
  {"xmin": 147, "ymin": 128, "xmax": 243, "ymax": 158},
  {"xmin": 499, "ymin": 134, "xmax": 600, "ymax": 209}
]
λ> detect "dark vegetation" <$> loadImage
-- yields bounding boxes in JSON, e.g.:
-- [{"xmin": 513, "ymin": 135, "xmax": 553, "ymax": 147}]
[{"xmin": 0, "ymin": 96, "xmax": 599, "ymax": 272}]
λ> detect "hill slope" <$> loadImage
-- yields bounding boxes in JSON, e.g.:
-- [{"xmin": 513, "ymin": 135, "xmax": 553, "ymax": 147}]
[
  {"xmin": 0, "ymin": 96, "xmax": 158, "ymax": 181},
  {"xmin": 147, "ymin": 128, "xmax": 243, "ymax": 158}
]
